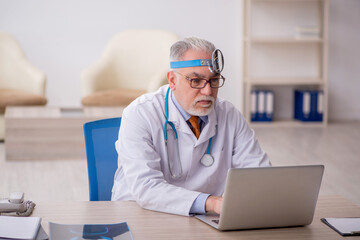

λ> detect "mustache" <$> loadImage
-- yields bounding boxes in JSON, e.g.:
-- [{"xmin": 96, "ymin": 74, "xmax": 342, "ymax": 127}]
[{"xmin": 194, "ymin": 96, "xmax": 215, "ymax": 104}]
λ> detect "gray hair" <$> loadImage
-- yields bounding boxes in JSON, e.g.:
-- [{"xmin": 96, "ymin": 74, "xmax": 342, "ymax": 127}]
[{"xmin": 169, "ymin": 37, "xmax": 216, "ymax": 62}]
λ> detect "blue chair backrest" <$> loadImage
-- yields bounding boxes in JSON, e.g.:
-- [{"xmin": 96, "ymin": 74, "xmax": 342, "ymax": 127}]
[{"xmin": 83, "ymin": 117, "xmax": 121, "ymax": 201}]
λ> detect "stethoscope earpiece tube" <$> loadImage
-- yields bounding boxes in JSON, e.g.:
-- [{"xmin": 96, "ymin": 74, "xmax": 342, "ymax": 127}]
[
  {"xmin": 164, "ymin": 87, "xmax": 215, "ymax": 179},
  {"xmin": 165, "ymin": 87, "xmax": 182, "ymax": 179}
]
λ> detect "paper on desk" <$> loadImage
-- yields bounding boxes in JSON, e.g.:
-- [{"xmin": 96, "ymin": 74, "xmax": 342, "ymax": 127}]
[
  {"xmin": 0, "ymin": 215, "xmax": 41, "ymax": 240},
  {"xmin": 322, "ymin": 217, "xmax": 360, "ymax": 236}
]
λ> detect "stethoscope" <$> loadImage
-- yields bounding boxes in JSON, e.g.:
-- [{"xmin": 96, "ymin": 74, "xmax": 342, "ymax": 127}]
[{"xmin": 164, "ymin": 86, "xmax": 214, "ymax": 179}]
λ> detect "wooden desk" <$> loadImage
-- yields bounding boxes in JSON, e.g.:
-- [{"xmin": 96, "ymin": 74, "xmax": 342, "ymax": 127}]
[{"xmin": 33, "ymin": 195, "xmax": 360, "ymax": 240}]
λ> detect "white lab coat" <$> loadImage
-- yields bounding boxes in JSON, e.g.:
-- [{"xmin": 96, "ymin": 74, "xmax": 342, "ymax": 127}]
[{"xmin": 112, "ymin": 85, "xmax": 270, "ymax": 216}]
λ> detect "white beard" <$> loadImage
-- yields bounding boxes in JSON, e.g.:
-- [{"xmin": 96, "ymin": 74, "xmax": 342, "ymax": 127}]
[{"xmin": 187, "ymin": 96, "xmax": 215, "ymax": 116}]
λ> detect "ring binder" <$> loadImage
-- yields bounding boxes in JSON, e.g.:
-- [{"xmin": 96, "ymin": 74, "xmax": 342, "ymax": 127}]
[
  {"xmin": 251, "ymin": 90, "xmax": 274, "ymax": 122},
  {"xmin": 294, "ymin": 90, "xmax": 323, "ymax": 122}
]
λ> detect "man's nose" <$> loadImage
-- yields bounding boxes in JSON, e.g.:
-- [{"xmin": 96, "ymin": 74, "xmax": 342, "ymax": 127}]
[{"xmin": 200, "ymin": 81, "xmax": 212, "ymax": 95}]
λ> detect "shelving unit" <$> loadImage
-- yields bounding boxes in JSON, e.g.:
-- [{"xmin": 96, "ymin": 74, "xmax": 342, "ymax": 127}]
[{"xmin": 243, "ymin": 0, "xmax": 328, "ymax": 127}]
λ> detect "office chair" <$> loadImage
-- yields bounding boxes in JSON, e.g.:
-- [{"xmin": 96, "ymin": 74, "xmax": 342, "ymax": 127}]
[{"xmin": 83, "ymin": 117, "xmax": 121, "ymax": 201}]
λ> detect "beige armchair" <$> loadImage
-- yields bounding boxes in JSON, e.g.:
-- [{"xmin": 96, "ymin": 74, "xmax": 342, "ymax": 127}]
[
  {"xmin": 81, "ymin": 29, "xmax": 179, "ymax": 106},
  {"xmin": 0, "ymin": 32, "xmax": 47, "ymax": 140}
]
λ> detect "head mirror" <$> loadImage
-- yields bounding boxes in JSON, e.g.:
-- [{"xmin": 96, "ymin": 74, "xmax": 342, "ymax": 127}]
[{"xmin": 211, "ymin": 49, "xmax": 224, "ymax": 73}]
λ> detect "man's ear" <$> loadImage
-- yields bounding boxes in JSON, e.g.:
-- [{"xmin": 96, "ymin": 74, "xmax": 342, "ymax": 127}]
[{"xmin": 167, "ymin": 71, "xmax": 176, "ymax": 91}]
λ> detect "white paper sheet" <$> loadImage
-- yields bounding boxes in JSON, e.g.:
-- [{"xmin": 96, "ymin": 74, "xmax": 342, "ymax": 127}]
[
  {"xmin": 0, "ymin": 216, "xmax": 41, "ymax": 240},
  {"xmin": 322, "ymin": 217, "xmax": 360, "ymax": 235}
]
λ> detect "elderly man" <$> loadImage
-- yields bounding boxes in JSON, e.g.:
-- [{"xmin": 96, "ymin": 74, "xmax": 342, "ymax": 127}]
[{"xmin": 112, "ymin": 37, "xmax": 271, "ymax": 216}]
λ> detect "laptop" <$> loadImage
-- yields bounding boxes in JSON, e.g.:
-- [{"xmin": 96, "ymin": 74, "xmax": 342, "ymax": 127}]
[{"xmin": 195, "ymin": 165, "xmax": 324, "ymax": 231}]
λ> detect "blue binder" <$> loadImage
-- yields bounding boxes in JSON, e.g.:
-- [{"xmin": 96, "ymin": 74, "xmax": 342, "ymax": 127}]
[
  {"xmin": 312, "ymin": 91, "xmax": 324, "ymax": 121},
  {"xmin": 264, "ymin": 91, "xmax": 274, "ymax": 122},
  {"xmin": 251, "ymin": 90, "xmax": 274, "ymax": 122},
  {"xmin": 294, "ymin": 90, "xmax": 323, "ymax": 122},
  {"xmin": 251, "ymin": 90, "xmax": 258, "ymax": 122},
  {"xmin": 257, "ymin": 91, "xmax": 266, "ymax": 121}
]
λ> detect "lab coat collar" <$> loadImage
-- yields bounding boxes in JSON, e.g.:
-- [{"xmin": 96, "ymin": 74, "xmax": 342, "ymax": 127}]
[{"xmin": 167, "ymin": 89, "xmax": 217, "ymax": 146}]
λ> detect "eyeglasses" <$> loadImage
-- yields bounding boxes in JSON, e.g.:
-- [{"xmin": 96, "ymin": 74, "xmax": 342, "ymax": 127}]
[{"xmin": 174, "ymin": 71, "xmax": 225, "ymax": 89}]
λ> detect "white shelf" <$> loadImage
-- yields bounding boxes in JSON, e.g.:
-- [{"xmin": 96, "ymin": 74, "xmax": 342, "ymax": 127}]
[
  {"xmin": 245, "ymin": 37, "xmax": 323, "ymax": 43},
  {"xmin": 243, "ymin": 0, "xmax": 328, "ymax": 127},
  {"xmin": 245, "ymin": 78, "xmax": 324, "ymax": 85},
  {"xmin": 252, "ymin": 0, "xmax": 321, "ymax": 1},
  {"xmin": 250, "ymin": 120, "xmax": 326, "ymax": 128}
]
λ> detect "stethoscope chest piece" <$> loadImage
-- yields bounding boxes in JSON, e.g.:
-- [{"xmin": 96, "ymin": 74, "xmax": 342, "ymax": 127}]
[{"xmin": 201, "ymin": 154, "xmax": 214, "ymax": 167}]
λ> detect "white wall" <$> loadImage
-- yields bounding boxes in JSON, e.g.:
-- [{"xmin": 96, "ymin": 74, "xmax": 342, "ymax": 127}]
[
  {"xmin": 328, "ymin": 0, "xmax": 360, "ymax": 121},
  {"xmin": 0, "ymin": 0, "xmax": 242, "ymax": 109},
  {"xmin": 0, "ymin": 0, "xmax": 359, "ymax": 120}
]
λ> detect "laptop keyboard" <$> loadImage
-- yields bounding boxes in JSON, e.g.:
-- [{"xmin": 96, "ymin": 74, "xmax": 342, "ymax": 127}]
[{"xmin": 212, "ymin": 219, "xmax": 219, "ymax": 224}]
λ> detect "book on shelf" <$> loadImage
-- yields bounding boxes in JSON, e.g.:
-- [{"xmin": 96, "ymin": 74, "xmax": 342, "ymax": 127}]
[{"xmin": 295, "ymin": 25, "xmax": 320, "ymax": 39}]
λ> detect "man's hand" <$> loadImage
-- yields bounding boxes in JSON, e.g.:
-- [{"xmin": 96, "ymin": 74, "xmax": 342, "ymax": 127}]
[{"xmin": 205, "ymin": 195, "xmax": 223, "ymax": 214}]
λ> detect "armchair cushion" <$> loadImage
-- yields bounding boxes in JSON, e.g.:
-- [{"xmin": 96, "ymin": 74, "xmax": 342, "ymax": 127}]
[
  {"xmin": 81, "ymin": 88, "xmax": 146, "ymax": 106},
  {"xmin": 81, "ymin": 29, "xmax": 179, "ymax": 107},
  {"xmin": 0, "ymin": 33, "xmax": 47, "ymax": 96},
  {"xmin": 0, "ymin": 88, "xmax": 47, "ymax": 113}
]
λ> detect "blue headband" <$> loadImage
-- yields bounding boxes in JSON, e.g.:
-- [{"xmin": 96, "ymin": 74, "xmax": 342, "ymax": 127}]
[
  {"xmin": 170, "ymin": 59, "xmax": 212, "ymax": 69},
  {"xmin": 170, "ymin": 49, "xmax": 224, "ymax": 73}
]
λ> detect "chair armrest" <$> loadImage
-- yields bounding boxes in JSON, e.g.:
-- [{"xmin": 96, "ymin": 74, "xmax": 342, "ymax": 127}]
[
  {"xmin": 16, "ymin": 58, "xmax": 46, "ymax": 96},
  {"xmin": 146, "ymin": 69, "xmax": 169, "ymax": 93},
  {"xmin": 1, "ymin": 58, "xmax": 46, "ymax": 96},
  {"xmin": 81, "ymin": 60, "xmax": 109, "ymax": 97}
]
